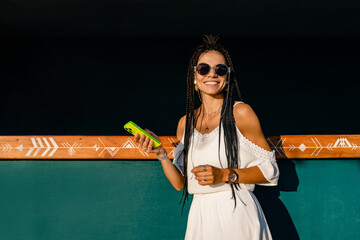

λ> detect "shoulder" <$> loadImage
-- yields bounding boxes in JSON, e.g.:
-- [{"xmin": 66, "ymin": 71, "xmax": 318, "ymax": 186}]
[
  {"xmin": 233, "ymin": 101, "xmax": 271, "ymax": 151},
  {"xmin": 233, "ymin": 101, "xmax": 259, "ymax": 130},
  {"xmin": 176, "ymin": 115, "xmax": 186, "ymax": 142}
]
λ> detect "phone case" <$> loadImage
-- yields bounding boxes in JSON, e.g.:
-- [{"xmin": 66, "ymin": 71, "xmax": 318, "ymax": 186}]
[{"xmin": 124, "ymin": 121, "xmax": 161, "ymax": 148}]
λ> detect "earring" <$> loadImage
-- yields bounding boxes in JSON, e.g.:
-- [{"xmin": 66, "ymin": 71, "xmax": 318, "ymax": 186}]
[
  {"xmin": 194, "ymin": 80, "xmax": 202, "ymax": 102},
  {"xmin": 194, "ymin": 80, "xmax": 198, "ymax": 91}
]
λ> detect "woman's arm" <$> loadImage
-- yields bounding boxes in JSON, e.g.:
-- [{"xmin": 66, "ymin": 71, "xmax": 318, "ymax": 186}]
[
  {"xmin": 133, "ymin": 117, "xmax": 185, "ymax": 191},
  {"xmin": 232, "ymin": 102, "xmax": 272, "ymax": 184},
  {"xmin": 192, "ymin": 103, "xmax": 273, "ymax": 185}
]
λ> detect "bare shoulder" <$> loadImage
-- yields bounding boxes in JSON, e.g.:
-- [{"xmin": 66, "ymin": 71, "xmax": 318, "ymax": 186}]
[
  {"xmin": 176, "ymin": 115, "xmax": 186, "ymax": 142},
  {"xmin": 233, "ymin": 102, "xmax": 271, "ymax": 151},
  {"xmin": 233, "ymin": 102, "xmax": 258, "ymax": 128}
]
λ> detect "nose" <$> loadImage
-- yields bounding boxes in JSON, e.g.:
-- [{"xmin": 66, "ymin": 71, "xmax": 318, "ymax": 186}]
[{"xmin": 208, "ymin": 67, "xmax": 217, "ymax": 77}]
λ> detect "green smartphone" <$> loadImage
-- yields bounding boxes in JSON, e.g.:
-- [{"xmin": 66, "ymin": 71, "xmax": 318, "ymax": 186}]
[{"xmin": 124, "ymin": 121, "xmax": 161, "ymax": 148}]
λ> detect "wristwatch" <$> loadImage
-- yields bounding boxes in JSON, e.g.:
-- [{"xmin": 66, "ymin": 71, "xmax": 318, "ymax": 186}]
[{"xmin": 225, "ymin": 168, "xmax": 238, "ymax": 183}]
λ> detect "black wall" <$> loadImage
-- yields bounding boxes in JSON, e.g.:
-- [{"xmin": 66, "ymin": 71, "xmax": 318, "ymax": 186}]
[
  {"xmin": 1, "ymin": 2, "xmax": 360, "ymax": 240},
  {"xmin": 1, "ymin": 1, "xmax": 359, "ymax": 136}
]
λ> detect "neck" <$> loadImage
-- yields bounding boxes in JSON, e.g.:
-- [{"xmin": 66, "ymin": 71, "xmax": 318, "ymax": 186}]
[{"xmin": 200, "ymin": 92, "xmax": 224, "ymax": 114}]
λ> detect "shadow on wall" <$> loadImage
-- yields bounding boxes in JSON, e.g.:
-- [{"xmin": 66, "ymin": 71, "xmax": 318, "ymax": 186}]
[{"xmin": 254, "ymin": 160, "xmax": 300, "ymax": 240}]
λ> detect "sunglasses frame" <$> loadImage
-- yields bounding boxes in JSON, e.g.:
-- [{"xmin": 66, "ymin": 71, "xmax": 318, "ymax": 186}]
[{"xmin": 194, "ymin": 63, "xmax": 231, "ymax": 76}]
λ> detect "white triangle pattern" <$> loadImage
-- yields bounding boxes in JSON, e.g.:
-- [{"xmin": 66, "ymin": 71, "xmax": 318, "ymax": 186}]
[{"xmin": 17, "ymin": 144, "xmax": 23, "ymax": 151}]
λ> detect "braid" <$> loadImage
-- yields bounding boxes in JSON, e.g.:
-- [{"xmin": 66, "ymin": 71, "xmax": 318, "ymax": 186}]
[
  {"xmin": 222, "ymin": 50, "xmax": 243, "ymax": 101},
  {"xmin": 180, "ymin": 35, "xmax": 244, "ymax": 212},
  {"xmin": 181, "ymin": 47, "xmax": 204, "ymax": 213},
  {"xmin": 203, "ymin": 34, "xmax": 220, "ymax": 47}
]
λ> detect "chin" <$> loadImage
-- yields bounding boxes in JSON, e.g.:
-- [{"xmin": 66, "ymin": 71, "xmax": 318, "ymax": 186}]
[
  {"xmin": 202, "ymin": 90, "xmax": 225, "ymax": 97},
  {"xmin": 199, "ymin": 83, "xmax": 226, "ymax": 96}
]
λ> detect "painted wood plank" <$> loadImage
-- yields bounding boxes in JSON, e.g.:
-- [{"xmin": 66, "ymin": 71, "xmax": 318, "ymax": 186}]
[{"xmin": 0, "ymin": 135, "xmax": 359, "ymax": 160}]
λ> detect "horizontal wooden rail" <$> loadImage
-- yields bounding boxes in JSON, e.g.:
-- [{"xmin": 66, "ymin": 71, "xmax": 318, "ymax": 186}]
[{"xmin": 0, "ymin": 135, "xmax": 359, "ymax": 160}]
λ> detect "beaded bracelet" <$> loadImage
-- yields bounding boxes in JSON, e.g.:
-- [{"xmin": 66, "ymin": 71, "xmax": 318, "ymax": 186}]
[{"xmin": 157, "ymin": 151, "xmax": 168, "ymax": 161}]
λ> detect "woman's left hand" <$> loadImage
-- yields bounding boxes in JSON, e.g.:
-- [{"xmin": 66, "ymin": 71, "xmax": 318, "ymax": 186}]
[{"xmin": 191, "ymin": 165, "xmax": 225, "ymax": 186}]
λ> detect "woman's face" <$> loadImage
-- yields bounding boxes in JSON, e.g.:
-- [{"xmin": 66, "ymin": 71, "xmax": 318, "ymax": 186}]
[{"xmin": 195, "ymin": 50, "xmax": 228, "ymax": 96}]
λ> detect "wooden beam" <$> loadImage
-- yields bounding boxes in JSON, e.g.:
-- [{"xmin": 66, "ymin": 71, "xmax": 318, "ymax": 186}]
[{"xmin": 0, "ymin": 135, "xmax": 359, "ymax": 160}]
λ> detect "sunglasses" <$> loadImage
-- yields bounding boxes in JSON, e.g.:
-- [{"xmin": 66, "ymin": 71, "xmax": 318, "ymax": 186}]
[{"xmin": 194, "ymin": 63, "xmax": 230, "ymax": 76}]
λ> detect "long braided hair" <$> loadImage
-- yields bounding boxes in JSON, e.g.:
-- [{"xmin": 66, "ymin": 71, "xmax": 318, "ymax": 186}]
[{"xmin": 181, "ymin": 35, "xmax": 244, "ymax": 212}]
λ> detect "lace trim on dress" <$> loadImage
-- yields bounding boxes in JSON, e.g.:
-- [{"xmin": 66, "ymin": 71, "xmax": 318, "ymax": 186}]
[
  {"xmin": 193, "ymin": 126, "xmax": 219, "ymax": 142},
  {"xmin": 193, "ymin": 125, "xmax": 275, "ymax": 161},
  {"xmin": 237, "ymin": 128, "xmax": 276, "ymax": 161}
]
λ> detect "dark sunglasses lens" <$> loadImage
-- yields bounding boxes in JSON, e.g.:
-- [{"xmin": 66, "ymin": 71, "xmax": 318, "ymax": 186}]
[
  {"xmin": 196, "ymin": 64, "xmax": 210, "ymax": 75},
  {"xmin": 215, "ymin": 65, "xmax": 228, "ymax": 76}
]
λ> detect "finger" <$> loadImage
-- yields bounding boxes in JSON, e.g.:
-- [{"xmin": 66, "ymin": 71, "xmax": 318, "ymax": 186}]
[
  {"xmin": 198, "ymin": 179, "xmax": 212, "ymax": 186},
  {"xmin": 191, "ymin": 165, "xmax": 206, "ymax": 173},
  {"xmin": 143, "ymin": 129, "xmax": 162, "ymax": 148},
  {"xmin": 139, "ymin": 134, "xmax": 146, "ymax": 144},
  {"xmin": 134, "ymin": 133, "xmax": 140, "ymax": 142},
  {"xmin": 199, "ymin": 181, "xmax": 211, "ymax": 186},
  {"xmin": 202, "ymin": 175, "xmax": 214, "ymax": 184},
  {"xmin": 195, "ymin": 176, "xmax": 205, "ymax": 182},
  {"xmin": 146, "ymin": 140, "xmax": 154, "ymax": 153},
  {"xmin": 143, "ymin": 136, "xmax": 150, "ymax": 148},
  {"xmin": 194, "ymin": 172, "xmax": 211, "ymax": 177},
  {"xmin": 195, "ymin": 176, "xmax": 215, "ymax": 183},
  {"xmin": 191, "ymin": 165, "xmax": 210, "ymax": 173},
  {"xmin": 195, "ymin": 175, "xmax": 214, "ymax": 181},
  {"xmin": 145, "ymin": 129, "xmax": 161, "ymax": 141}
]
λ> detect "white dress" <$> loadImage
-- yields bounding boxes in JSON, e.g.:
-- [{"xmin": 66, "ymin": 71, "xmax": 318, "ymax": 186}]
[{"xmin": 172, "ymin": 102, "xmax": 279, "ymax": 240}]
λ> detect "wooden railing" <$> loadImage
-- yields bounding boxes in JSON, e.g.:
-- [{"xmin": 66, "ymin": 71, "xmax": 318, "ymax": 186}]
[{"xmin": 0, "ymin": 135, "xmax": 359, "ymax": 159}]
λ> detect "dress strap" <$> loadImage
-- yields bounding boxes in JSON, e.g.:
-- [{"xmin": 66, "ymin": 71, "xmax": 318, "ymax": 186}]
[{"xmin": 233, "ymin": 101, "xmax": 244, "ymax": 107}]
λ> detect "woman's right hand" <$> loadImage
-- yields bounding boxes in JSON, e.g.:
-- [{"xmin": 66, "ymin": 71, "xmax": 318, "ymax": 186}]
[{"xmin": 133, "ymin": 129, "xmax": 166, "ymax": 157}]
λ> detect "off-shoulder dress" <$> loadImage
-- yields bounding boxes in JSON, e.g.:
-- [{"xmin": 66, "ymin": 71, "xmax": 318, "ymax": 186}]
[{"xmin": 172, "ymin": 101, "xmax": 279, "ymax": 240}]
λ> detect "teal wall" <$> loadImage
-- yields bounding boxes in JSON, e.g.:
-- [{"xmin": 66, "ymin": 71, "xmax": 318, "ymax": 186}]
[{"xmin": 0, "ymin": 160, "xmax": 359, "ymax": 240}]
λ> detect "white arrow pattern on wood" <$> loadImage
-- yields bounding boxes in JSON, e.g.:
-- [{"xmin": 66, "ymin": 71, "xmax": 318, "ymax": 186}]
[
  {"xmin": 23, "ymin": 137, "xmax": 59, "ymax": 157},
  {"xmin": 266, "ymin": 137, "xmax": 360, "ymax": 157},
  {"xmin": 0, "ymin": 135, "xmax": 359, "ymax": 159}
]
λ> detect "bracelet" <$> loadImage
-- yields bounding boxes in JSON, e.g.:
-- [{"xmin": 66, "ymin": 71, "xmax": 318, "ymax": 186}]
[{"xmin": 157, "ymin": 151, "xmax": 168, "ymax": 161}]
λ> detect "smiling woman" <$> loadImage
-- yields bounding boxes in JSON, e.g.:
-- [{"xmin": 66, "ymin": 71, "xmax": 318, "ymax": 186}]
[
  {"xmin": 134, "ymin": 35, "xmax": 279, "ymax": 239},
  {"xmin": 194, "ymin": 51, "xmax": 229, "ymax": 98}
]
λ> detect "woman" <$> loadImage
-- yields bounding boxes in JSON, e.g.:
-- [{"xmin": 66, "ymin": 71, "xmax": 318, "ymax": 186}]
[{"xmin": 134, "ymin": 35, "xmax": 279, "ymax": 239}]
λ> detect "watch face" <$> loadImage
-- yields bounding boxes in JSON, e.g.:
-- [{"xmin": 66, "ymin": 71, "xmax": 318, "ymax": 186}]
[{"xmin": 229, "ymin": 173, "xmax": 238, "ymax": 182}]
